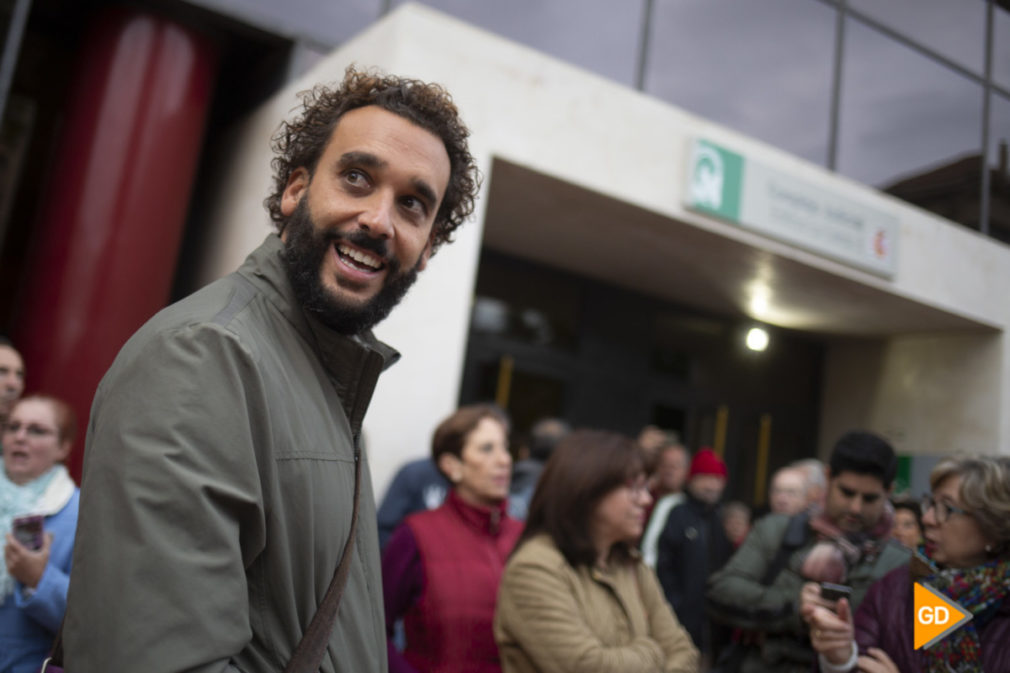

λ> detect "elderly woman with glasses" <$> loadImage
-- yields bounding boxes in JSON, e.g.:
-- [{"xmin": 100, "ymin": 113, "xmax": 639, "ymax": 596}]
[
  {"xmin": 494, "ymin": 429, "xmax": 698, "ymax": 673},
  {"xmin": 1, "ymin": 395, "xmax": 79, "ymax": 673},
  {"xmin": 803, "ymin": 455, "xmax": 1010, "ymax": 673}
]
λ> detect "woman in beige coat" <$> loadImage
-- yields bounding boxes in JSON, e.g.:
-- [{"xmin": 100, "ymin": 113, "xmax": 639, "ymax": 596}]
[{"xmin": 494, "ymin": 430, "xmax": 699, "ymax": 673}]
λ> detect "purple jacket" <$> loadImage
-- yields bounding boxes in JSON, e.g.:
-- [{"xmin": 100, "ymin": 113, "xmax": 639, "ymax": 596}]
[{"xmin": 853, "ymin": 564, "xmax": 1010, "ymax": 671}]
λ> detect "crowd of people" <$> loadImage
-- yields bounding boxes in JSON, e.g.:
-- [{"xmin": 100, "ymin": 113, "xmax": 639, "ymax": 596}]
[
  {"xmin": 1, "ymin": 65, "xmax": 1008, "ymax": 673},
  {"xmin": 370, "ymin": 410, "xmax": 1010, "ymax": 673},
  {"xmin": 1, "ymin": 340, "xmax": 80, "ymax": 673}
]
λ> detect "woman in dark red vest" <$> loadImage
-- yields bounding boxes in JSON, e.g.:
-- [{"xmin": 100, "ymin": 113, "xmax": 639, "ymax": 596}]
[{"xmin": 382, "ymin": 403, "xmax": 523, "ymax": 673}]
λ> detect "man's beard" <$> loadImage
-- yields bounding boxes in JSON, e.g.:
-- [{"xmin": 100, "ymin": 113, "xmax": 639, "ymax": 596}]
[{"xmin": 279, "ymin": 199, "xmax": 422, "ymax": 335}]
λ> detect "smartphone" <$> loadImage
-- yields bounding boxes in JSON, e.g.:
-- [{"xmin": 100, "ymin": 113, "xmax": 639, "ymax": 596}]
[
  {"xmin": 819, "ymin": 581, "xmax": 853, "ymax": 602},
  {"xmin": 11, "ymin": 514, "xmax": 45, "ymax": 551}
]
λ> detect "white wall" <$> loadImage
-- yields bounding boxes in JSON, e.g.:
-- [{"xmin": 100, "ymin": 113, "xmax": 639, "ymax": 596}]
[{"xmin": 819, "ymin": 332, "xmax": 1004, "ymax": 457}]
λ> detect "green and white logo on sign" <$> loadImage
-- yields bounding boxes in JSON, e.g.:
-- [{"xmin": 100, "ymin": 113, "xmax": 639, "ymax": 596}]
[{"xmin": 687, "ymin": 140, "xmax": 744, "ymax": 223}]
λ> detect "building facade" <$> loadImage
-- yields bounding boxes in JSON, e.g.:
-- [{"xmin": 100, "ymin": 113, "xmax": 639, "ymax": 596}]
[{"xmin": 1, "ymin": 0, "xmax": 1007, "ymax": 502}]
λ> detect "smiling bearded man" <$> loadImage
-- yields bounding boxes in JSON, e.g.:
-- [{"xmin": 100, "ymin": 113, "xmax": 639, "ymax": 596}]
[
  {"xmin": 64, "ymin": 67, "xmax": 480, "ymax": 673},
  {"xmin": 280, "ymin": 197, "xmax": 424, "ymax": 335}
]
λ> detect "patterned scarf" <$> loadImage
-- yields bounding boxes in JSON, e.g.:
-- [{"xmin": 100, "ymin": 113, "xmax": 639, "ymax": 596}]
[
  {"xmin": 0, "ymin": 465, "xmax": 71, "ymax": 600},
  {"xmin": 801, "ymin": 503, "xmax": 895, "ymax": 583},
  {"xmin": 921, "ymin": 553, "xmax": 1010, "ymax": 673}
]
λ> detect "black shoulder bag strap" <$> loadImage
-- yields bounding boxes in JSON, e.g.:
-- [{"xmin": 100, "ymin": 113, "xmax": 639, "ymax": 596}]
[
  {"xmin": 761, "ymin": 511, "xmax": 810, "ymax": 585},
  {"xmin": 42, "ymin": 445, "xmax": 363, "ymax": 673},
  {"xmin": 282, "ymin": 444, "xmax": 363, "ymax": 672}
]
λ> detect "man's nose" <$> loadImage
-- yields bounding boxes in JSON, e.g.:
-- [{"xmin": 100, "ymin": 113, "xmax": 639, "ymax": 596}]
[{"xmin": 358, "ymin": 192, "xmax": 395, "ymax": 239}]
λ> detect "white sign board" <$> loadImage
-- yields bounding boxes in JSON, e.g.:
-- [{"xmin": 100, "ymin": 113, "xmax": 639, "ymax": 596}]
[{"xmin": 686, "ymin": 139, "xmax": 898, "ymax": 278}]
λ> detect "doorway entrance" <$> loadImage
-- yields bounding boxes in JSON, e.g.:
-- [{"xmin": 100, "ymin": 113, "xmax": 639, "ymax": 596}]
[{"xmin": 459, "ymin": 250, "xmax": 825, "ymax": 506}]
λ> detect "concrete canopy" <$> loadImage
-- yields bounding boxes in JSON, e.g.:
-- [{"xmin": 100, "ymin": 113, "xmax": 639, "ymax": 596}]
[{"xmin": 484, "ymin": 158, "xmax": 996, "ymax": 336}]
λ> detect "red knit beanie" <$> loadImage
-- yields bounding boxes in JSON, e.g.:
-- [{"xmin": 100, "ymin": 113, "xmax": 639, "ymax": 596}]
[{"xmin": 688, "ymin": 447, "xmax": 727, "ymax": 479}]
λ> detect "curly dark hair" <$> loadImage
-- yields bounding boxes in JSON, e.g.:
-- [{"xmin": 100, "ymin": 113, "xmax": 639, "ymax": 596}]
[{"xmin": 264, "ymin": 66, "xmax": 480, "ymax": 254}]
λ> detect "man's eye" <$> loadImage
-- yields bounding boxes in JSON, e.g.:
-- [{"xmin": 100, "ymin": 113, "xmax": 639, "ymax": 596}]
[
  {"xmin": 345, "ymin": 170, "xmax": 368, "ymax": 186},
  {"xmin": 401, "ymin": 196, "xmax": 425, "ymax": 214}
]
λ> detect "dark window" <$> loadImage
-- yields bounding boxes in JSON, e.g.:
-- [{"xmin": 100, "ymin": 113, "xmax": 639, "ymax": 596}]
[
  {"xmin": 644, "ymin": 0, "xmax": 834, "ymax": 166},
  {"xmin": 996, "ymin": 5, "xmax": 1010, "ymax": 91},
  {"xmin": 848, "ymin": 0, "xmax": 986, "ymax": 76},
  {"xmin": 839, "ymin": 18, "xmax": 983, "ymax": 231},
  {"xmin": 392, "ymin": 0, "xmax": 643, "ymax": 86}
]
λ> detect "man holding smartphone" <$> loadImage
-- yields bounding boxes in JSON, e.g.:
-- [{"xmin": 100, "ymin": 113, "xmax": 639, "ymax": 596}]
[
  {"xmin": 706, "ymin": 431, "xmax": 910, "ymax": 673},
  {"xmin": 63, "ymin": 67, "xmax": 479, "ymax": 673}
]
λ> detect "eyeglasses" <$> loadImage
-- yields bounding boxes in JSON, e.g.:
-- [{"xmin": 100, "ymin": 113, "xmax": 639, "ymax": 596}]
[
  {"xmin": 2, "ymin": 422, "xmax": 57, "ymax": 438},
  {"xmin": 625, "ymin": 477, "xmax": 650, "ymax": 497},
  {"xmin": 920, "ymin": 494, "xmax": 970, "ymax": 524}
]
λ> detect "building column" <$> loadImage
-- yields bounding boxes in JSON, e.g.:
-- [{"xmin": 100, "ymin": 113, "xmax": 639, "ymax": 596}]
[{"xmin": 15, "ymin": 8, "xmax": 218, "ymax": 479}]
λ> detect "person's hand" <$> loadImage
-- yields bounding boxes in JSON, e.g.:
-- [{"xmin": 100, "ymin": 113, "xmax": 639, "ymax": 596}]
[
  {"xmin": 857, "ymin": 647, "xmax": 900, "ymax": 673},
  {"xmin": 4, "ymin": 532, "xmax": 52, "ymax": 589},
  {"xmin": 800, "ymin": 580, "xmax": 838, "ymax": 614},
  {"xmin": 803, "ymin": 596, "xmax": 855, "ymax": 666}
]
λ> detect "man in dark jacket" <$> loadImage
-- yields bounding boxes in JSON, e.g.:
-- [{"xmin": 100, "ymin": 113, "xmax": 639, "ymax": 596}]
[
  {"xmin": 706, "ymin": 431, "xmax": 910, "ymax": 673},
  {"xmin": 656, "ymin": 447, "xmax": 735, "ymax": 665},
  {"xmin": 377, "ymin": 456, "xmax": 448, "ymax": 550},
  {"xmin": 64, "ymin": 67, "xmax": 480, "ymax": 673},
  {"xmin": 507, "ymin": 417, "xmax": 570, "ymax": 520}
]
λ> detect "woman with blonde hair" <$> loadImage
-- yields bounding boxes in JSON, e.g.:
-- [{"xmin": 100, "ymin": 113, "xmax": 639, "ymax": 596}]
[
  {"xmin": 805, "ymin": 454, "xmax": 1010, "ymax": 672},
  {"xmin": 495, "ymin": 429, "xmax": 698, "ymax": 673}
]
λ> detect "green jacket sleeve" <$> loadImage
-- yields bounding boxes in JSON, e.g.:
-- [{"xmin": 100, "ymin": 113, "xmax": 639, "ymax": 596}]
[
  {"xmin": 705, "ymin": 515, "xmax": 805, "ymax": 635},
  {"xmin": 64, "ymin": 323, "xmax": 269, "ymax": 673}
]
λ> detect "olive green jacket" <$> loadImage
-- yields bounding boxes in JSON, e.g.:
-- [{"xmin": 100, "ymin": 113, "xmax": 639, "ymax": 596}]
[
  {"xmin": 706, "ymin": 513, "xmax": 909, "ymax": 673},
  {"xmin": 65, "ymin": 235, "xmax": 396, "ymax": 672},
  {"xmin": 495, "ymin": 533, "xmax": 699, "ymax": 673}
]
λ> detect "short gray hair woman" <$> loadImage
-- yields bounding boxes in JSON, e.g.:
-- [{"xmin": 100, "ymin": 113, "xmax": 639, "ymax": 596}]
[{"xmin": 805, "ymin": 454, "xmax": 1010, "ymax": 673}]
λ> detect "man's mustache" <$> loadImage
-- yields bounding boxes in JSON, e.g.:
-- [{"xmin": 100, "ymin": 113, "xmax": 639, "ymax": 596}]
[{"xmin": 323, "ymin": 229, "xmax": 392, "ymax": 265}]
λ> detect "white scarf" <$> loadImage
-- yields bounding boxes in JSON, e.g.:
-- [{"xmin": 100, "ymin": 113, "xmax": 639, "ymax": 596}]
[{"xmin": 0, "ymin": 465, "xmax": 76, "ymax": 600}]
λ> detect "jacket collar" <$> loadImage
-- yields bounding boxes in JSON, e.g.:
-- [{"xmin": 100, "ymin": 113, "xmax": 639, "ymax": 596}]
[
  {"xmin": 684, "ymin": 489, "xmax": 719, "ymax": 515},
  {"xmin": 237, "ymin": 234, "xmax": 400, "ymax": 437},
  {"xmin": 446, "ymin": 488, "xmax": 509, "ymax": 536}
]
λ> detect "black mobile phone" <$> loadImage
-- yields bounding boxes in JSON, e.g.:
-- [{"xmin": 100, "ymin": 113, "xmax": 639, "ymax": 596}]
[
  {"xmin": 819, "ymin": 581, "xmax": 853, "ymax": 602},
  {"xmin": 11, "ymin": 514, "xmax": 45, "ymax": 551}
]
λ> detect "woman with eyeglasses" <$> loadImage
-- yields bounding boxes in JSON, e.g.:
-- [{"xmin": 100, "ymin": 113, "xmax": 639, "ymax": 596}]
[
  {"xmin": 1, "ymin": 395, "xmax": 79, "ymax": 673},
  {"xmin": 804, "ymin": 455, "xmax": 1010, "ymax": 673},
  {"xmin": 494, "ymin": 429, "xmax": 699, "ymax": 673}
]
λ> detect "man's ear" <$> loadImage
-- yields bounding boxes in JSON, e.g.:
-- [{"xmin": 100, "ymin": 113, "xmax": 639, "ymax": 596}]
[
  {"xmin": 416, "ymin": 236, "xmax": 435, "ymax": 272},
  {"xmin": 280, "ymin": 167, "xmax": 310, "ymax": 218},
  {"xmin": 438, "ymin": 453, "xmax": 462, "ymax": 483}
]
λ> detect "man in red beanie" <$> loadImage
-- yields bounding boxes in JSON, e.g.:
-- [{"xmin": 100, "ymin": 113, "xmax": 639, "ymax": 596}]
[{"xmin": 655, "ymin": 447, "xmax": 734, "ymax": 668}]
